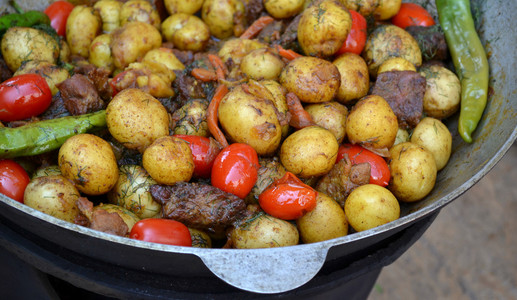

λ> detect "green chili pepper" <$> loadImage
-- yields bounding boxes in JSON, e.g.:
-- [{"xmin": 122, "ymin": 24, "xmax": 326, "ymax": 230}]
[
  {"xmin": 436, "ymin": 0, "xmax": 489, "ymax": 143},
  {"xmin": 0, "ymin": 110, "xmax": 107, "ymax": 158},
  {"xmin": 0, "ymin": 2, "xmax": 51, "ymax": 37}
]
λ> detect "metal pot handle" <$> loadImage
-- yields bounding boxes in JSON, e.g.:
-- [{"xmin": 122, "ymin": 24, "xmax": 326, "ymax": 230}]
[{"xmin": 197, "ymin": 245, "xmax": 329, "ymax": 293}]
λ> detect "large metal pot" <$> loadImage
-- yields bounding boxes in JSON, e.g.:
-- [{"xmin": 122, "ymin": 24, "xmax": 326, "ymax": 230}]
[{"xmin": 0, "ymin": 0, "xmax": 516, "ymax": 296}]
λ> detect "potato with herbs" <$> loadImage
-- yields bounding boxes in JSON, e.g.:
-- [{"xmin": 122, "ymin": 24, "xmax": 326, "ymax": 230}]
[
  {"xmin": 410, "ymin": 117, "xmax": 452, "ymax": 171},
  {"xmin": 24, "ymin": 175, "xmax": 81, "ymax": 223},
  {"xmin": 264, "ymin": 0, "xmax": 305, "ymax": 19},
  {"xmin": 377, "ymin": 57, "xmax": 416, "ymax": 74},
  {"xmin": 164, "ymin": 0, "xmax": 204, "ymax": 15},
  {"xmin": 218, "ymin": 38, "xmax": 267, "ymax": 65},
  {"xmin": 120, "ymin": 0, "xmax": 161, "ymax": 29},
  {"xmin": 66, "ymin": 5, "xmax": 102, "ymax": 58},
  {"xmin": 108, "ymin": 165, "xmax": 162, "ymax": 219},
  {"xmin": 202, "ymin": 0, "xmax": 245, "ymax": 39},
  {"xmin": 363, "ymin": 24, "xmax": 422, "ymax": 77},
  {"xmin": 241, "ymin": 48, "xmax": 285, "ymax": 80},
  {"xmin": 14, "ymin": 61, "xmax": 70, "ymax": 96},
  {"xmin": 341, "ymin": 0, "xmax": 379, "ymax": 17},
  {"xmin": 388, "ymin": 142, "xmax": 437, "ymax": 202},
  {"xmin": 280, "ymin": 126, "xmax": 339, "ymax": 178},
  {"xmin": 94, "ymin": 0, "xmax": 122, "ymax": 33},
  {"xmin": 305, "ymin": 102, "xmax": 348, "ymax": 143},
  {"xmin": 231, "ymin": 213, "xmax": 299, "ymax": 249},
  {"xmin": 1, "ymin": 27, "xmax": 60, "ymax": 72},
  {"xmin": 420, "ymin": 65, "xmax": 461, "ymax": 119},
  {"xmin": 260, "ymin": 80, "xmax": 290, "ymax": 138},
  {"xmin": 297, "ymin": 0, "xmax": 352, "ymax": 57},
  {"xmin": 94, "ymin": 203, "xmax": 141, "ymax": 232},
  {"xmin": 142, "ymin": 136, "xmax": 195, "ymax": 185},
  {"xmin": 142, "ymin": 48, "xmax": 185, "ymax": 72},
  {"xmin": 279, "ymin": 56, "xmax": 341, "ymax": 103},
  {"xmin": 245, "ymin": 157, "xmax": 287, "ymax": 205},
  {"xmin": 58, "ymin": 134, "xmax": 119, "ymax": 195},
  {"xmin": 162, "ymin": 14, "xmax": 211, "ymax": 52},
  {"xmin": 297, "ymin": 193, "xmax": 348, "ymax": 243},
  {"xmin": 333, "ymin": 52, "xmax": 369, "ymax": 104},
  {"xmin": 189, "ymin": 228, "xmax": 212, "ymax": 248},
  {"xmin": 106, "ymin": 88, "xmax": 170, "ymax": 153},
  {"xmin": 32, "ymin": 165, "xmax": 62, "ymax": 179},
  {"xmin": 172, "ymin": 99, "xmax": 209, "ymax": 136},
  {"xmin": 89, "ymin": 34, "xmax": 115, "ymax": 73},
  {"xmin": 344, "ymin": 184, "xmax": 400, "ymax": 232},
  {"xmin": 373, "ymin": 0, "xmax": 402, "ymax": 20}
]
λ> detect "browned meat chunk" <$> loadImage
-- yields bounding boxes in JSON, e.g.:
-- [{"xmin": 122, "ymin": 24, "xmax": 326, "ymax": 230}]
[
  {"xmin": 75, "ymin": 197, "xmax": 129, "ymax": 237},
  {"xmin": 58, "ymin": 74, "xmax": 105, "ymax": 115},
  {"xmin": 150, "ymin": 182, "xmax": 248, "ymax": 235},
  {"xmin": 173, "ymin": 70, "xmax": 207, "ymax": 105},
  {"xmin": 371, "ymin": 71, "xmax": 426, "ymax": 129},
  {"xmin": 406, "ymin": 25, "xmax": 448, "ymax": 61}
]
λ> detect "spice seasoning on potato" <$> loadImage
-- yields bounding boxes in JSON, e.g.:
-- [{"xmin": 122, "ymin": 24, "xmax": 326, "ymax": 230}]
[
  {"xmin": 333, "ymin": 52, "xmax": 370, "ymax": 104},
  {"xmin": 305, "ymin": 101, "xmax": 348, "ymax": 143},
  {"xmin": 66, "ymin": 5, "xmax": 102, "ymax": 58}
]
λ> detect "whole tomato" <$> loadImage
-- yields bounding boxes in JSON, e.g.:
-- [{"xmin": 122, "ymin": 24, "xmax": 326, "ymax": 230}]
[
  {"xmin": 336, "ymin": 10, "xmax": 367, "ymax": 55},
  {"xmin": 130, "ymin": 218, "xmax": 192, "ymax": 247},
  {"xmin": 174, "ymin": 135, "xmax": 221, "ymax": 178},
  {"xmin": 0, "ymin": 160, "xmax": 30, "ymax": 203},
  {"xmin": 391, "ymin": 3, "xmax": 435, "ymax": 29},
  {"xmin": 258, "ymin": 172, "xmax": 317, "ymax": 220},
  {"xmin": 0, "ymin": 74, "xmax": 52, "ymax": 122},
  {"xmin": 337, "ymin": 144, "xmax": 391, "ymax": 187},
  {"xmin": 44, "ymin": 0, "xmax": 75, "ymax": 37},
  {"xmin": 211, "ymin": 143, "xmax": 259, "ymax": 199}
]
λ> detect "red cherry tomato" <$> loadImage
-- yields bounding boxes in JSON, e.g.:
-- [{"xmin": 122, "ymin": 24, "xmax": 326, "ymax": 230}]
[
  {"xmin": 211, "ymin": 143, "xmax": 259, "ymax": 199},
  {"xmin": 173, "ymin": 135, "xmax": 221, "ymax": 178},
  {"xmin": 337, "ymin": 144, "xmax": 390, "ymax": 187},
  {"xmin": 259, "ymin": 172, "xmax": 317, "ymax": 220},
  {"xmin": 336, "ymin": 10, "xmax": 367, "ymax": 55},
  {"xmin": 0, "ymin": 160, "xmax": 30, "ymax": 203},
  {"xmin": 0, "ymin": 74, "xmax": 52, "ymax": 122},
  {"xmin": 129, "ymin": 218, "xmax": 192, "ymax": 246},
  {"xmin": 391, "ymin": 3, "xmax": 435, "ymax": 29},
  {"xmin": 44, "ymin": 0, "xmax": 75, "ymax": 37}
]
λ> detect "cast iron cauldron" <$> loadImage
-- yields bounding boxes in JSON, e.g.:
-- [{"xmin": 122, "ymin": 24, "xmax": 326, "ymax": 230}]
[{"xmin": 0, "ymin": 0, "xmax": 516, "ymax": 296}]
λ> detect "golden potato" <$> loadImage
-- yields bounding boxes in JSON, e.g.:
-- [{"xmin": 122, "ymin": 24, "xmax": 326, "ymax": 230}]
[
  {"xmin": 218, "ymin": 82, "xmax": 283, "ymax": 156},
  {"xmin": 394, "ymin": 127, "xmax": 409, "ymax": 146},
  {"xmin": 161, "ymin": 13, "xmax": 211, "ymax": 52},
  {"xmin": 373, "ymin": 0, "xmax": 402, "ymax": 20},
  {"xmin": 106, "ymin": 88, "xmax": 170, "ymax": 152},
  {"xmin": 111, "ymin": 22, "xmax": 162, "ymax": 70},
  {"xmin": 280, "ymin": 126, "xmax": 339, "ymax": 178},
  {"xmin": 108, "ymin": 165, "xmax": 162, "ymax": 219},
  {"xmin": 377, "ymin": 57, "xmax": 416, "ymax": 74},
  {"xmin": 279, "ymin": 56, "xmax": 341, "ymax": 103},
  {"xmin": 1, "ymin": 27, "xmax": 60, "ymax": 72},
  {"xmin": 231, "ymin": 213, "xmax": 299, "ymax": 248},
  {"xmin": 66, "ymin": 5, "xmax": 102, "ymax": 58},
  {"xmin": 264, "ymin": 0, "xmax": 305, "ymax": 19},
  {"xmin": 298, "ymin": 0, "xmax": 352, "ymax": 57},
  {"xmin": 333, "ymin": 52, "xmax": 370, "ymax": 104},
  {"xmin": 245, "ymin": 157, "xmax": 287, "ymax": 205},
  {"xmin": 202, "ymin": 0, "xmax": 245, "ymax": 39},
  {"xmin": 88, "ymin": 34, "xmax": 114, "ymax": 73},
  {"xmin": 171, "ymin": 99, "xmax": 210, "ymax": 136},
  {"xmin": 341, "ymin": 0, "xmax": 379, "ymax": 16},
  {"xmin": 189, "ymin": 228, "xmax": 212, "ymax": 248},
  {"xmin": 94, "ymin": 203, "xmax": 141, "ymax": 232},
  {"xmin": 363, "ymin": 24, "xmax": 422, "ymax": 77},
  {"xmin": 297, "ymin": 193, "xmax": 348, "ymax": 243},
  {"xmin": 119, "ymin": 0, "xmax": 160, "ymax": 29},
  {"xmin": 305, "ymin": 101, "xmax": 348, "ymax": 143},
  {"xmin": 94, "ymin": 0, "xmax": 122, "ymax": 33},
  {"xmin": 116, "ymin": 61, "xmax": 176, "ymax": 98},
  {"xmin": 32, "ymin": 165, "xmax": 62, "ymax": 179},
  {"xmin": 14, "ymin": 61, "xmax": 70, "ymax": 96},
  {"xmin": 24, "ymin": 175, "xmax": 81, "ymax": 223},
  {"xmin": 241, "ymin": 48, "xmax": 285, "ymax": 80},
  {"xmin": 420, "ymin": 65, "xmax": 461, "ymax": 119},
  {"xmin": 346, "ymin": 95, "xmax": 399, "ymax": 150},
  {"xmin": 58, "ymin": 134, "xmax": 119, "ymax": 195},
  {"xmin": 142, "ymin": 48, "xmax": 185, "ymax": 72},
  {"xmin": 388, "ymin": 142, "xmax": 437, "ymax": 202},
  {"xmin": 260, "ymin": 80, "xmax": 290, "ymax": 138},
  {"xmin": 142, "ymin": 136, "xmax": 195, "ymax": 185},
  {"xmin": 344, "ymin": 184, "xmax": 400, "ymax": 232},
  {"xmin": 164, "ymin": 0, "xmax": 204, "ymax": 15},
  {"xmin": 410, "ymin": 117, "xmax": 452, "ymax": 171},
  {"xmin": 218, "ymin": 38, "xmax": 267, "ymax": 64}
]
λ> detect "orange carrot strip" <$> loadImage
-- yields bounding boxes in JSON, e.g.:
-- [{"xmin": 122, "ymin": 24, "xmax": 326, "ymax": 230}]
[
  {"xmin": 208, "ymin": 54, "xmax": 228, "ymax": 80},
  {"xmin": 275, "ymin": 44, "xmax": 303, "ymax": 61},
  {"xmin": 208, "ymin": 84, "xmax": 230, "ymax": 148},
  {"xmin": 191, "ymin": 68, "xmax": 218, "ymax": 82},
  {"xmin": 240, "ymin": 16, "xmax": 275, "ymax": 39},
  {"xmin": 286, "ymin": 92, "xmax": 316, "ymax": 129}
]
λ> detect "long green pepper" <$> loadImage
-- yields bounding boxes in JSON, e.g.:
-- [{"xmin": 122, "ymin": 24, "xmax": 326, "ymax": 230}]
[
  {"xmin": 436, "ymin": 0, "xmax": 489, "ymax": 143},
  {"xmin": 0, "ymin": 110, "xmax": 107, "ymax": 158}
]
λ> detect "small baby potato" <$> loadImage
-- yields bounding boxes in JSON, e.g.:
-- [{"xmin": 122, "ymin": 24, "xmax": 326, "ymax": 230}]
[
  {"xmin": 119, "ymin": 0, "xmax": 161, "ymax": 29},
  {"xmin": 231, "ymin": 213, "xmax": 299, "ymax": 249},
  {"xmin": 363, "ymin": 24, "xmax": 422, "ymax": 77},
  {"xmin": 164, "ymin": 0, "xmax": 204, "ymax": 15},
  {"xmin": 172, "ymin": 99, "xmax": 210, "ymax": 136},
  {"xmin": 342, "ymin": 0, "xmax": 379, "ymax": 17},
  {"xmin": 1, "ymin": 27, "xmax": 60, "ymax": 72},
  {"xmin": 161, "ymin": 13, "xmax": 211, "ymax": 52},
  {"xmin": 142, "ymin": 48, "xmax": 185, "ymax": 72},
  {"xmin": 108, "ymin": 165, "xmax": 162, "ymax": 219},
  {"xmin": 66, "ymin": 5, "xmax": 102, "ymax": 58},
  {"xmin": 373, "ymin": 0, "xmax": 401, "ymax": 20},
  {"xmin": 296, "ymin": 193, "xmax": 348, "ymax": 243},
  {"xmin": 298, "ymin": 0, "xmax": 352, "ymax": 57},
  {"xmin": 377, "ymin": 57, "xmax": 416, "ymax": 74},
  {"xmin": 218, "ymin": 38, "xmax": 267, "ymax": 64},
  {"xmin": 245, "ymin": 157, "xmax": 287, "ymax": 205},
  {"xmin": 410, "ymin": 117, "xmax": 452, "ymax": 171},
  {"xmin": 94, "ymin": 0, "xmax": 122, "ymax": 33},
  {"xmin": 14, "ymin": 61, "xmax": 70, "ymax": 96},
  {"xmin": 280, "ymin": 126, "xmax": 339, "ymax": 178},
  {"xmin": 241, "ymin": 48, "xmax": 285, "ymax": 80},
  {"xmin": 279, "ymin": 56, "xmax": 341, "ymax": 103},
  {"xmin": 24, "ymin": 175, "xmax": 81, "ymax": 223},
  {"xmin": 189, "ymin": 228, "xmax": 212, "ymax": 248},
  {"xmin": 142, "ymin": 136, "xmax": 195, "ymax": 185},
  {"xmin": 344, "ymin": 184, "xmax": 400, "ymax": 232},
  {"xmin": 333, "ymin": 52, "xmax": 370, "ymax": 104},
  {"xmin": 119, "ymin": 61, "xmax": 176, "ymax": 98},
  {"xmin": 202, "ymin": 0, "xmax": 245, "ymax": 39},
  {"xmin": 106, "ymin": 88, "xmax": 170, "ymax": 153},
  {"xmin": 388, "ymin": 142, "xmax": 437, "ymax": 202},
  {"xmin": 420, "ymin": 65, "xmax": 461, "ymax": 119},
  {"xmin": 94, "ymin": 203, "xmax": 141, "ymax": 232},
  {"xmin": 32, "ymin": 165, "xmax": 62, "ymax": 179},
  {"xmin": 111, "ymin": 22, "xmax": 162, "ymax": 70},
  {"xmin": 89, "ymin": 34, "xmax": 114, "ymax": 73},
  {"xmin": 264, "ymin": 0, "xmax": 305, "ymax": 19},
  {"xmin": 346, "ymin": 95, "xmax": 399, "ymax": 150},
  {"xmin": 305, "ymin": 101, "xmax": 348, "ymax": 143},
  {"xmin": 260, "ymin": 80, "xmax": 290, "ymax": 138},
  {"xmin": 58, "ymin": 134, "xmax": 119, "ymax": 195}
]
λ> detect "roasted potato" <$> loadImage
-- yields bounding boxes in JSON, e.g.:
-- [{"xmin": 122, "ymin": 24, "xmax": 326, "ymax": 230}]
[
  {"xmin": 341, "ymin": 0, "xmax": 379, "ymax": 17},
  {"xmin": 410, "ymin": 117, "xmax": 452, "ymax": 171},
  {"xmin": 373, "ymin": 0, "xmax": 402, "ymax": 20},
  {"xmin": 162, "ymin": 13, "xmax": 211, "ymax": 52},
  {"xmin": 241, "ymin": 48, "xmax": 285, "ymax": 81},
  {"xmin": 202, "ymin": 0, "xmax": 245, "ymax": 39},
  {"xmin": 245, "ymin": 157, "xmax": 287, "ymax": 205},
  {"xmin": 142, "ymin": 48, "xmax": 185, "ymax": 72},
  {"xmin": 93, "ymin": 0, "xmax": 122, "ymax": 33},
  {"xmin": 231, "ymin": 213, "xmax": 299, "ymax": 249},
  {"xmin": 88, "ymin": 34, "xmax": 115, "ymax": 73},
  {"xmin": 305, "ymin": 101, "xmax": 348, "ymax": 143},
  {"xmin": 264, "ymin": 0, "xmax": 305, "ymax": 19},
  {"xmin": 14, "ymin": 61, "xmax": 70, "ymax": 96},
  {"xmin": 119, "ymin": 0, "xmax": 161, "ymax": 29},
  {"xmin": 260, "ymin": 80, "xmax": 290, "ymax": 138},
  {"xmin": 218, "ymin": 38, "xmax": 267, "ymax": 64},
  {"xmin": 66, "ymin": 5, "xmax": 102, "ymax": 58},
  {"xmin": 94, "ymin": 203, "xmax": 141, "ymax": 232},
  {"xmin": 164, "ymin": 0, "xmax": 204, "ymax": 15},
  {"xmin": 377, "ymin": 57, "xmax": 416, "ymax": 74},
  {"xmin": 171, "ymin": 99, "xmax": 210, "ymax": 136},
  {"xmin": 32, "ymin": 165, "xmax": 62, "ymax": 179},
  {"xmin": 420, "ymin": 64, "xmax": 461, "ymax": 119},
  {"xmin": 189, "ymin": 228, "xmax": 213, "ymax": 248},
  {"xmin": 333, "ymin": 52, "xmax": 370, "ymax": 104}
]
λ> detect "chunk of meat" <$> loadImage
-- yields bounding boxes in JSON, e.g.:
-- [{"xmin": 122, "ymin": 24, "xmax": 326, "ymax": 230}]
[
  {"xmin": 57, "ymin": 74, "xmax": 105, "ymax": 116},
  {"xmin": 75, "ymin": 197, "xmax": 129, "ymax": 237},
  {"xmin": 371, "ymin": 70, "xmax": 426, "ymax": 129},
  {"xmin": 405, "ymin": 25, "xmax": 448, "ymax": 61},
  {"xmin": 150, "ymin": 182, "xmax": 248, "ymax": 235}
]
